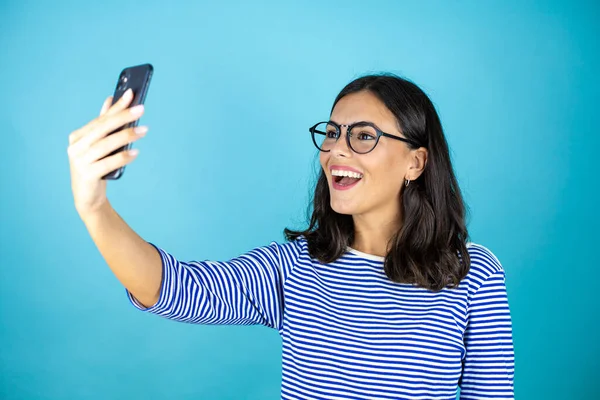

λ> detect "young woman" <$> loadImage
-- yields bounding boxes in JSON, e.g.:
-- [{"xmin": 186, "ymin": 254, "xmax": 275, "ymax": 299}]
[{"xmin": 68, "ymin": 74, "xmax": 514, "ymax": 400}]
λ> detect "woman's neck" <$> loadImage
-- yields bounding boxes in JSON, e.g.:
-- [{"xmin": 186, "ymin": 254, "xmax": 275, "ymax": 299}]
[{"xmin": 351, "ymin": 210, "xmax": 401, "ymax": 257}]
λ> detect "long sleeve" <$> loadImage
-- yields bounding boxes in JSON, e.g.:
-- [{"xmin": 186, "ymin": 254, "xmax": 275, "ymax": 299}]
[
  {"xmin": 459, "ymin": 269, "xmax": 515, "ymax": 399},
  {"xmin": 126, "ymin": 240, "xmax": 301, "ymax": 330}
]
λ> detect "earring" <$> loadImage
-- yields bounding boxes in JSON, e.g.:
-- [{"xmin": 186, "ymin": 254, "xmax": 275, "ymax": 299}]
[{"xmin": 405, "ymin": 179, "xmax": 410, "ymax": 187}]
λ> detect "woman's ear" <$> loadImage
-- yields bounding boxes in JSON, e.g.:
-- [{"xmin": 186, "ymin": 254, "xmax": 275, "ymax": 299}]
[{"xmin": 407, "ymin": 147, "xmax": 428, "ymax": 180}]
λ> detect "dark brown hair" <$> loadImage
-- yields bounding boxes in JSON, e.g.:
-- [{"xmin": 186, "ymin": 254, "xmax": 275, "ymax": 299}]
[{"xmin": 284, "ymin": 73, "xmax": 471, "ymax": 291}]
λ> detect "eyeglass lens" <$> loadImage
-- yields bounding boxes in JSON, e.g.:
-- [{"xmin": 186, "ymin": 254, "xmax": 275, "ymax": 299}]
[{"xmin": 312, "ymin": 122, "xmax": 378, "ymax": 153}]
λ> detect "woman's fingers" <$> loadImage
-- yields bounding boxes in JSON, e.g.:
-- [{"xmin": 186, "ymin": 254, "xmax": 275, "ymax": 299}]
[
  {"xmin": 88, "ymin": 145, "xmax": 140, "ymax": 180},
  {"xmin": 69, "ymin": 104, "xmax": 145, "ymax": 157},
  {"xmin": 103, "ymin": 88, "xmax": 134, "ymax": 117},
  {"xmin": 84, "ymin": 125, "xmax": 147, "ymax": 164},
  {"xmin": 68, "ymin": 89, "xmax": 134, "ymax": 147}
]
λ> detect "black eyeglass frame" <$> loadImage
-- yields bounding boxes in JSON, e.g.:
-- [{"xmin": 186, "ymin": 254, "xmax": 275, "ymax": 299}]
[{"xmin": 309, "ymin": 120, "xmax": 419, "ymax": 154}]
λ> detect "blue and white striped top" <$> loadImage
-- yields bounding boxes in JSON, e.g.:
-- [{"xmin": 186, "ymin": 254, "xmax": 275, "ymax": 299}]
[{"xmin": 127, "ymin": 236, "xmax": 514, "ymax": 399}]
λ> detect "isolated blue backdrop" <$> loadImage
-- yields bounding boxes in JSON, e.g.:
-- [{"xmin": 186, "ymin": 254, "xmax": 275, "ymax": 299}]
[{"xmin": 0, "ymin": 0, "xmax": 598, "ymax": 399}]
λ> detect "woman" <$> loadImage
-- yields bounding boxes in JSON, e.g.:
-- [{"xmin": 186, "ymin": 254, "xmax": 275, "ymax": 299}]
[{"xmin": 68, "ymin": 74, "xmax": 514, "ymax": 399}]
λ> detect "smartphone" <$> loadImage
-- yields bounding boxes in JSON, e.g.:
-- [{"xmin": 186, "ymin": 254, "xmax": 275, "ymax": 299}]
[{"xmin": 102, "ymin": 63, "xmax": 153, "ymax": 180}]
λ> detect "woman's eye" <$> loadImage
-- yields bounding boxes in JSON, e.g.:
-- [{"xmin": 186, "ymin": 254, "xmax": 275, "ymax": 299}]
[
  {"xmin": 358, "ymin": 132, "xmax": 375, "ymax": 140},
  {"xmin": 326, "ymin": 131, "xmax": 337, "ymax": 138}
]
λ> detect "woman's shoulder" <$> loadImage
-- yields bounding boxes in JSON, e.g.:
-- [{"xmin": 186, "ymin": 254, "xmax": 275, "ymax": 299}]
[
  {"xmin": 269, "ymin": 234, "xmax": 308, "ymax": 250},
  {"xmin": 262, "ymin": 234, "xmax": 309, "ymax": 263},
  {"xmin": 463, "ymin": 241, "xmax": 506, "ymax": 287}
]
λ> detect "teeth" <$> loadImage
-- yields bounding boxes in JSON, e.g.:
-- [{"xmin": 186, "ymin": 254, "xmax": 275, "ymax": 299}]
[{"xmin": 331, "ymin": 170, "xmax": 363, "ymax": 179}]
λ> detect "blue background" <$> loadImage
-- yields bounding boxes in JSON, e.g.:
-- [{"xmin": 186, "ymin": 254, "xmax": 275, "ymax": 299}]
[{"xmin": 1, "ymin": 0, "xmax": 598, "ymax": 399}]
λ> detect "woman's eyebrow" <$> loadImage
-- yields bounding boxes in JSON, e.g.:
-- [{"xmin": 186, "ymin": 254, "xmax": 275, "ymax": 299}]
[{"xmin": 329, "ymin": 119, "xmax": 375, "ymax": 126}]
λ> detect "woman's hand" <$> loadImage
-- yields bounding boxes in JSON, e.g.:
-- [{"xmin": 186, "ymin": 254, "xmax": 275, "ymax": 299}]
[{"xmin": 67, "ymin": 89, "xmax": 147, "ymax": 218}]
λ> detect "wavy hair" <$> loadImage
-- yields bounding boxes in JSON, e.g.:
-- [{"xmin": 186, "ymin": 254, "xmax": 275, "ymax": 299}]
[{"xmin": 284, "ymin": 73, "xmax": 471, "ymax": 291}]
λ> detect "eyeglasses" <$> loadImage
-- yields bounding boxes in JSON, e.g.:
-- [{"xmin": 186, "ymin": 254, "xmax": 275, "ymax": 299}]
[{"xmin": 309, "ymin": 121, "xmax": 418, "ymax": 154}]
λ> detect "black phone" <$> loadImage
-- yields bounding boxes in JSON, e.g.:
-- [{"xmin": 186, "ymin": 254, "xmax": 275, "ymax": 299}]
[{"xmin": 102, "ymin": 63, "xmax": 153, "ymax": 180}]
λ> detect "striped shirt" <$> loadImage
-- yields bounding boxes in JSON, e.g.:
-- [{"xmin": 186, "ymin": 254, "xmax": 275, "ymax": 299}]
[{"xmin": 127, "ymin": 236, "xmax": 514, "ymax": 399}]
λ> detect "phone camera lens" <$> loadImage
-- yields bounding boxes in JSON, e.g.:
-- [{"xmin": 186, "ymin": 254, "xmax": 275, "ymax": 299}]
[{"xmin": 117, "ymin": 71, "xmax": 131, "ymax": 91}]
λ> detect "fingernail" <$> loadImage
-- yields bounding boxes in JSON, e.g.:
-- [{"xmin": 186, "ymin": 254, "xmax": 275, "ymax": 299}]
[
  {"xmin": 123, "ymin": 88, "xmax": 133, "ymax": 100},
  {"xmin": 135, "ymin": 126, "xmax": 148, "ymax": 135},
  {"xmin": 129, "ymin": 149, "xmax": 139, "ymax": 156},
  {"xmin": 130, "ymin": 105, "xmax": 144, "ymax": 115}
]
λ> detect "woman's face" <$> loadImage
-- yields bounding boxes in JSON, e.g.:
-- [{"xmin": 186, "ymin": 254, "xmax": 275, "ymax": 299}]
[{"xmin": 319, "ymin": 90, "xmax": 417, "ymax": 218}]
